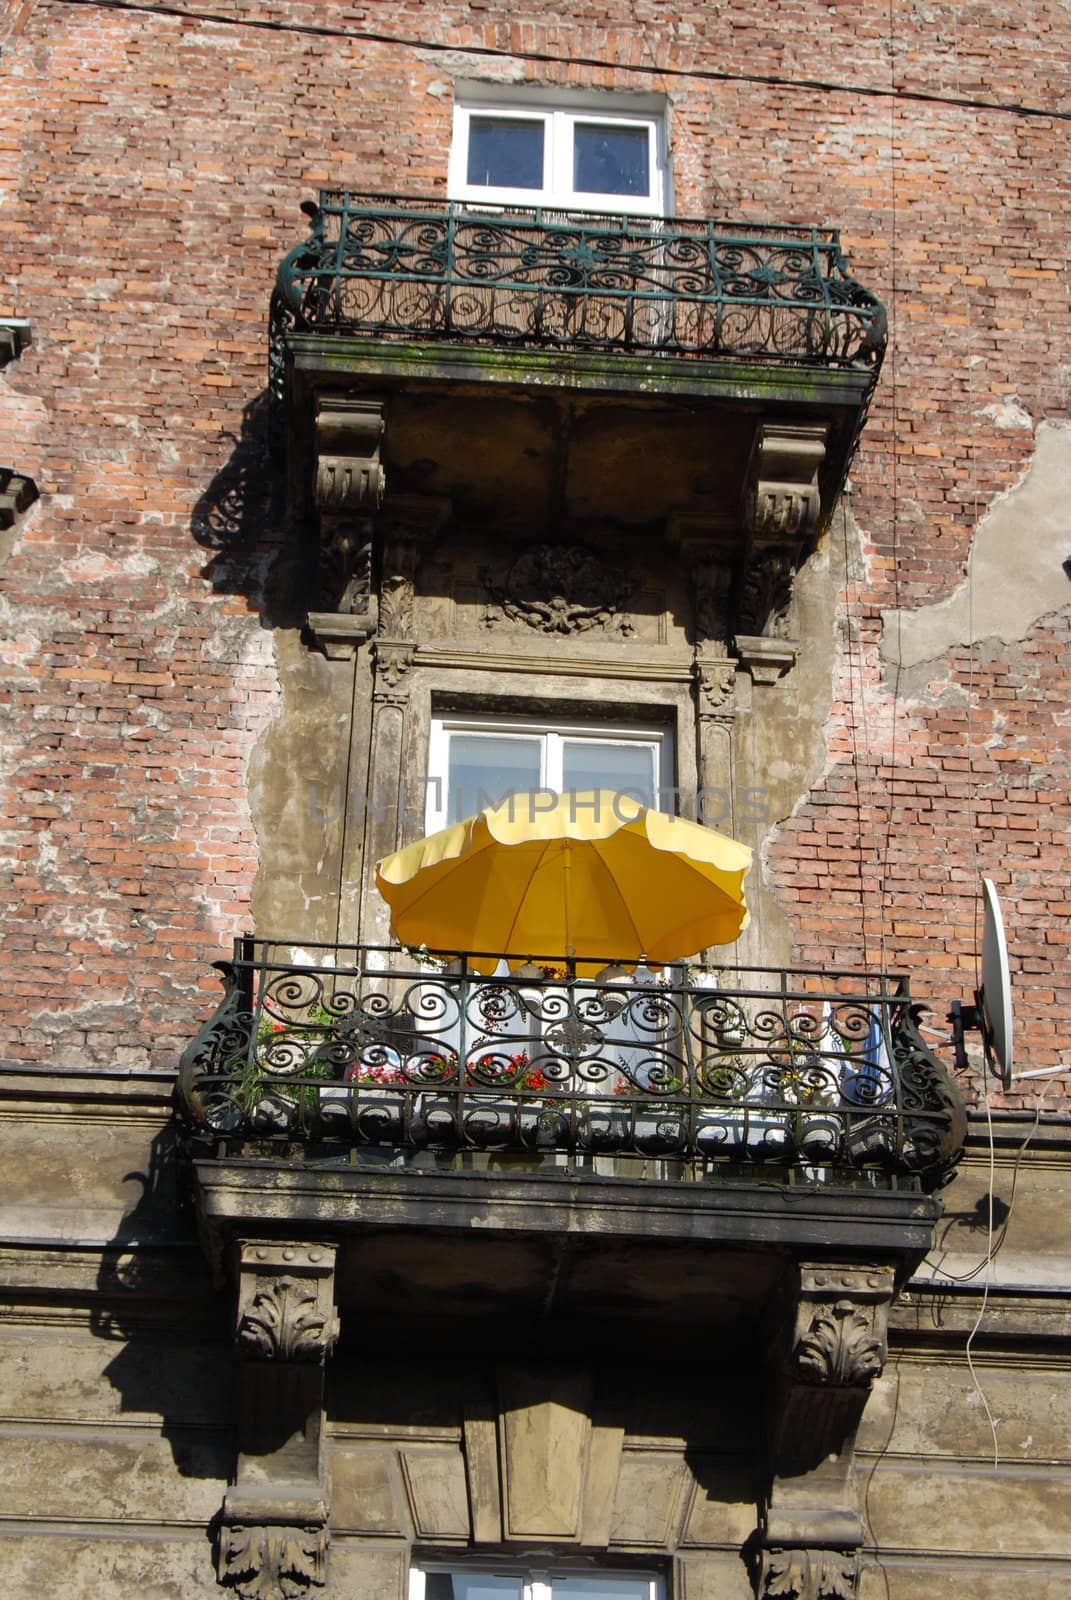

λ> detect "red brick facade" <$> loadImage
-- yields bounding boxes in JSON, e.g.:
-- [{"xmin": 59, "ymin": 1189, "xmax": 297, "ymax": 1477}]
[{"xmin": 1, "ymin": 0, "xmax": 1067, "ymax": 1091}]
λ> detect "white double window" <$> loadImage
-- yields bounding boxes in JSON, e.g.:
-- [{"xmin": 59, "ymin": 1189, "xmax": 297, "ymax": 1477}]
[
  {"xmin": 410, "ymin": 1564, "xmax": 664, "ymax": 1600},
  {"xmin": 426, "ymin": 713, "xmax": 674, "ymax": 833},
  {"xmin": 449, "ymin": 90, "xmax": 669, "ymax": 216}
]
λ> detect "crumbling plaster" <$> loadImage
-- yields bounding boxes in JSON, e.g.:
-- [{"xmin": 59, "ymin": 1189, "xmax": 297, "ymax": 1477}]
[{"xmin": 880, "ymin": 421, "xmax": 1071, "ymax": 678}]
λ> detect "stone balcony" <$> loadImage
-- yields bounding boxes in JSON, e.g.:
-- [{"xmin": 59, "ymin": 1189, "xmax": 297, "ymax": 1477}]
[{"xmin": 177, "ymin": 939, "xmax": 965, "ymax": 1337}]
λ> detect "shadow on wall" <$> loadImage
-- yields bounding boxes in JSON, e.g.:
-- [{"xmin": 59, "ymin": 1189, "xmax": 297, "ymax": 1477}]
[
  {"xmin": 93, "ymin": 1123, "xmax": 233, "ymax": 1484},
  {"xmin": 191, "ymin": 389, "xmax": 306, "ymax": 629}
]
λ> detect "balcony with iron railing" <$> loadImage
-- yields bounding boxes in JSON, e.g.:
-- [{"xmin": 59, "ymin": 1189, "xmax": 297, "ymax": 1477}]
[
  {"xmin": 178, "ymin": 939, "xmax": 963, "ymax": 1189},
  {"xmin": 270, "ymin": 191, "xmax": 887, "ymax": 394}
]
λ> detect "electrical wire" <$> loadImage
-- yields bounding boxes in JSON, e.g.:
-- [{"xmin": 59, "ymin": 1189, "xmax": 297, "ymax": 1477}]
[{"xmin": 42, "ymin": 0, "xmax": 1071, "ymax": 127}]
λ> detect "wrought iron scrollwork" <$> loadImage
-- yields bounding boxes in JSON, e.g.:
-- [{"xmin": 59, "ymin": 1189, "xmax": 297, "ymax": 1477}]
[
  {"xmin": 177, "ymin": 941, "xmax": 965, "ymax": 1186},
  {"xmin": 271, "ymin": 193, "xmax": 887, "ymax": 378}
]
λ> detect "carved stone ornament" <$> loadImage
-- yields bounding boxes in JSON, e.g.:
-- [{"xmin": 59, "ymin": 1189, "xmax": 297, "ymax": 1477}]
[
  {"xmin": 218, "ymin": 1521, "xmax": 327, "ymax": 1600},
  {"xmin": 480, "ymin": 544, "xmax": 634, "ymax": 636},
  {"xmin": 372, "ymin": 638, "xmax": 414, "ymax": 703},
  {"xmin": 789, "ymin": 1264, "xmax": 895, "ymax": 1388},
  {"xmin": 317, "ymin": 519, "xmax": 373, "ymax": 615},
  {"xmin": 235, "ymin": 1242, "xmax": 339, "ymax": 1363},
  {"xmin": 744, "ymin": 422, "xmax": 828, "ymax": 539},
  {"xmin": 313, "ymin": 395, "xmax": 386, "ymax": 512},
  {"xmin": 758, "ymin": 1547, "xmax": 859, "ymax": 1600},
  {"xmin": 737, "ymin": 549, "xmax": 796, "ymax": 640},
  {"xmin": 697, "ymin": 659, "xmax": 737, "ymax": 723},
  {"xmin": 692, "ymin": 558, "xmax": 732, "ymax": 647}
]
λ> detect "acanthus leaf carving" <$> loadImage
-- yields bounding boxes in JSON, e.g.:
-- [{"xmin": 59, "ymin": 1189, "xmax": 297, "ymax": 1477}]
[
  {"xmin": 234, "ymin": 1241, "xmax": 339, "ymax": 1363},
  {"xmin": 372, "ymin": 638, "xmax": 414, "ymax": 703},
  {"xmin": 788, "ymin": 1264, "xmax": 894, "ymax": 1388},
  {"xmin": 736, "ymin": 549, "xmax": 796, "ymax": 640},
  {"xmin": 237, "ymin": 1275, "xmax": 335, "ymax": 1362},
  {"xmin": 794, "ymin": 1299, "xmax": 886, "ymax": 1387},
  {"xmin": 218, "ymin": 1522, "xmax": 327, "ymax": 1600},
  {"xmin": 759, "ymin": 1547, "xmax": 858, "ymax": 1600},
  {"xmin": 480, "ymin": 543, "xmax": 634, "ymax": 637}
]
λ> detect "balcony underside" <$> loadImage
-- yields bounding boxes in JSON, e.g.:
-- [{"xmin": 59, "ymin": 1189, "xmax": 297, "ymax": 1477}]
[{"xmin": 191, "ymin": 1157, "xmax": 938, "ymax": 1348}]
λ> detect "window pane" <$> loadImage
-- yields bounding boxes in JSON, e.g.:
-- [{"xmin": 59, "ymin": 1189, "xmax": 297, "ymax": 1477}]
[
  {"xmin": 561, "ymin": 741, "xmax": 656, "ymax": 807},
  {"xmin": 467, "ymin": 116, "xmax": 545, "ymax": 189},
  {"xmin": 573, "ymin": 123, "xmax": 650, "ymax": 196},
  {"xmin": 427, "ymin": 1577, "xmax": 524, "ymax": 1600},
  {"xmin": 552, "ymin": 1580, "xmax": 652, "ymax": 1600},
  {"xmin": 447, "ymin": 734, "xmax": 542, "ymax": 823}
]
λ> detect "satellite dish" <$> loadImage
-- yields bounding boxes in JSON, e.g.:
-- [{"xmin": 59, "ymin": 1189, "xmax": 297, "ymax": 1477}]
[
  {"xmin": 979, "ymin": 878, "xmax": 1014, "ymax": 1089},
  {"xmin": 950, "ymin": 878, "xmax": 1058, "ymax": 1088}
]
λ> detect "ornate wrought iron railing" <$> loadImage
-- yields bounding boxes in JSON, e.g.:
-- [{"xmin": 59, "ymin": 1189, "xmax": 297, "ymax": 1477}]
[
  {"xmin": 177, "ymin": 940, "xmax": 964, "ymax": 1188},
  {"xmin": 270, "ymin": 191, "xmax": 886, "ymax": 389}
]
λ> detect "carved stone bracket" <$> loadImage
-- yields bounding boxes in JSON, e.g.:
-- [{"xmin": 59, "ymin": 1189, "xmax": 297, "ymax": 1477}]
[
  {"xmin": 743, "ymin": 423, "xmax": 828, "ymax": 540},
  {"xmin": 219, "ymin": 1493, "xmax": 328, "ymax": 1599},
  {"xmin": 218, "ymin": 1244, "xmax": 338, "ymax": 1599},
  {"xmin": 313, "ymin": 396, "xmax": 386, "ymax": 511},
  {"xmin": 788, "ymin": 1264, "xmax": 894, "ymax": 1388},
  {"xmin": 733, "ymin": 547, "xmax": 800, "ymax": 682},
  {"xmin": 758, "ymin": 1261, "xmax": 896, "ymax": 1595},
  {"xmin": 235, "ymin": 1241, "xmax": 340, "ymax": 1362},
  {"xmin": 757, "ymin": 1546, "xmax": 859, "ymax": 1600},
  {"xmin": 480, "ymin": 543, "xmax": 634, "ymax": 637}
]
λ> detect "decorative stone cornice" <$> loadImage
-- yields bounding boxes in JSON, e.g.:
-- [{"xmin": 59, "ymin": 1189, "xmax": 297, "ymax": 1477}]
[
  {"xmin": 734, "ymin": 634, "xmax": 799, "ymax": 686},
  {"xmin": 744, "ymin": 422, "xmax": 828, "ymax": 540},
  {"xmin": 757, "ymin": 1547, "xmax": 859, "ymax": 1600},
  {"xmin": 235, "ymin": 1241, "xmax": 339, "ymax": 1363},
  {"xmin": 313, "ymin": 396, "xmax": 386, "ymax": 511}
]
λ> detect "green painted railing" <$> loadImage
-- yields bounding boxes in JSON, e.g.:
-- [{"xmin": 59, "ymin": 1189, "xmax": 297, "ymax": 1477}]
[{"xmin": 270, "ymin": 191, "xmax": 886, "ymax": 393}]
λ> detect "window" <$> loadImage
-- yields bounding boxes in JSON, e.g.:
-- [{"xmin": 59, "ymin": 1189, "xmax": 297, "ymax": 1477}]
[
  {"xmin": 410, "ymin": 1563, "xmax": 664, "ymax": 1600},
  {"xmin": 426, "ymin": 713, "xmax": 674, "ymax": 833},
  {"xmin": 449, "ymin": 90, "xmax": 669, "ymax": 215}
]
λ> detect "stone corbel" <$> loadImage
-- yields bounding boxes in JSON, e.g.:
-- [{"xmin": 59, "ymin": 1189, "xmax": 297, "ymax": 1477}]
[
  {"xmin": 757, "ymin": 1261, "xmax": 896, "ymax": 1600},
  {"xmin": 313, "ymin": 396, "xmax": 386, "ymax": 513},
  {"xmin": 733, "ymin": 548, "xmax": 800, "ymax": 684},
  {"xmin": 743, "ymin": 423, "xmax": 828, "ymax": 542},
  {"xmin": 218, "ymin": 1241, "xmax": 339, "ymax": 1600}
]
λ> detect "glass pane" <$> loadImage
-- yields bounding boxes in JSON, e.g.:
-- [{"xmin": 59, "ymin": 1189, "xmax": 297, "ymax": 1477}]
[
  {"xmin": 561, "ymin": 741, "xmax": 656, "ymax": 808},
  {"xmin": 447, "ymin": 733, "xmax": 542, "ymax": 823},
  {"xmin": 467, "ymin": 116, "xmax": 545, "ymax": 189},
  {"xmin": 573, "ymin": 123, "xmax": 650, "ymax": 196},
  {"xmin": 427, "ymin": 1577, "xmax": 524, "ymax": 1600},
  {"xmin": 552, "ymin": 1580, "xmax": 651, "ymax": 1600}
]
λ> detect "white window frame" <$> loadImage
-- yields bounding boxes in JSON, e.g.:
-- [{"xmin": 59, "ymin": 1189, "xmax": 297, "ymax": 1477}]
[
  {"xmin": 448, "ymin": 88, "xmax": 670, "ymax": 216},
  {"xmin": 426, "ymin": 712, "xmax": 675, "ymax": 834},
  {"xmin": 409, "ymin": 1560, "xmax": 665, "ymax": 1600}
]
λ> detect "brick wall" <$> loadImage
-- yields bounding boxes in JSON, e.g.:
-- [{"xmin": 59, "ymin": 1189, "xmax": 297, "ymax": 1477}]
[{"xmin": 0, "ymin": 1, "xmax": 1067, "ymax": 1090}]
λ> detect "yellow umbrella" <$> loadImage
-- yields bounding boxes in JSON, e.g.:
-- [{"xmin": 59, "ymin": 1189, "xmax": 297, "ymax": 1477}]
[{"xmin": 375, "ymin": 790, "xmax": 751, "ymax": 974}]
